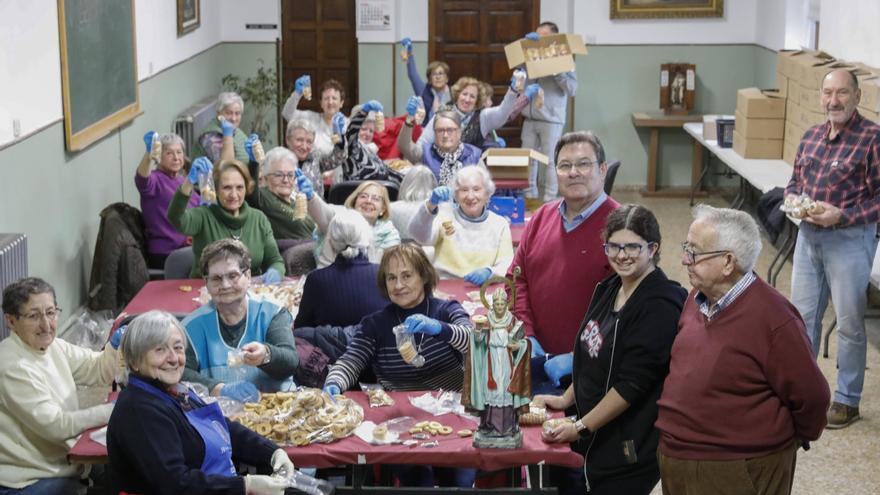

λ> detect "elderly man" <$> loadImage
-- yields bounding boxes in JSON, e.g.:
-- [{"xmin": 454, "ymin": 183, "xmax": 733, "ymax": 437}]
[
  {"xmin": 521, "ymin": 22, "xmax": 578, "ymax": 202},
  {"xmin": 398, "ymin": 109, "xmax": 482, "ymax": 185},
  {"xmin": 785, "ymin": 68, "xmax": 880, "ymax": 429},
  {"xmin": 656, "ymin": 205, "xmax": 830, "ymax": 495},
  {"xmin": 509, "ymin": 131, "xmax": 618, "ymax": 388}
]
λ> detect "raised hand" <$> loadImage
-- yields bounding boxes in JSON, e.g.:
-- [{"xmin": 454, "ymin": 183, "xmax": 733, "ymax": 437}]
[
  {"xmin": 332, "ymin": 112, "xmax": 346, "ymax": 135},
  {"xmin": 143, "ymin": 131, "xmax": 157, "ymax": 153},
  {"xmin": 406, "ymin": 96, "xmax": 422, "ymax": 117},
  {"xmin": 525, "ymin": 32, "xmax": 540, "ymax": 41},
  {"xmin": 220, "ymin": 118, "xmax": 235, "ymax": 137},
  {"xmin": 361, "ymin": 100, "xmax": 384, "ymax": 114},
  {"xmin": 429, "ymin": 185, "xmax": 452, "ymax": 206},
  {"xmin": 244, "ymin": 134, "xmax": 260, "ymax": 163},
  {"xmin": 188, "ymin": 156, "xmax": 213, "ymax": 185},
  {"xmin": 400, "ymin": 37, "xmax": 413, "ymax": 53},
  {"xmin": 294, "ymin": 75, "xmax": 311, "ymax": 95},
  {"xmin": 295, "ymin": 169, "xmax": 315, "ymax": 200}
]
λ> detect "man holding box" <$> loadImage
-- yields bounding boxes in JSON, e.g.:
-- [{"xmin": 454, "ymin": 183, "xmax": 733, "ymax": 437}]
[{"xmin": 786, "ymin": 68, "xmax": 880, "ymax": 429}]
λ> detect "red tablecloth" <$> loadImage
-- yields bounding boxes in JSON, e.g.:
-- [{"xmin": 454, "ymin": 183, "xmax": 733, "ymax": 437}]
[{"xmin": 69, "ymin": 392, "xmax": 582, "ymax": 471}]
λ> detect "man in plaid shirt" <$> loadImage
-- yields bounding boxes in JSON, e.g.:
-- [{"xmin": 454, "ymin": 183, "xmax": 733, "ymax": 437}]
[{"xmin": 785, "ymin": 68, "xmax": 880, "ymax": 429}]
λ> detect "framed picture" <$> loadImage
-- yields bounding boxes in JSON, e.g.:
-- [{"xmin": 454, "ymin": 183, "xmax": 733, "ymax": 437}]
[
  {"xmin": 177, "ymin": 0, "xmax": 200, "ymax": 36},
  {"xmin": 610, "ymin": 0, "xmax": 724, "ymax": 19}
]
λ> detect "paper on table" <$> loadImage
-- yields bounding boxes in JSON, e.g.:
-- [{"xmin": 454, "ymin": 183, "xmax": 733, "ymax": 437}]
[{"xmin": 90, "ymin": 426, "xmax": 108, "ymax": 446}]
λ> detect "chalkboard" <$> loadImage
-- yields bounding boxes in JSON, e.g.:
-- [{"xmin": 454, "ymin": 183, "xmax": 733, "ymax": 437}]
[{"xmin": 58, "ymin": 0, "xmax": 140, "ymax": 151}]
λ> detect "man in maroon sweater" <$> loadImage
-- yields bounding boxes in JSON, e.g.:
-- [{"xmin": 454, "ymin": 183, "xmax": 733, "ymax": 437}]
[{"xmin": 656, "ymin": 205, "xmax": 830, "ymax": 495}]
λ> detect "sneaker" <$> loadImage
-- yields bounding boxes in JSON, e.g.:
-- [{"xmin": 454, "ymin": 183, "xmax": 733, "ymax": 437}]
[{"xmin": 826, "ymin": 402, "xmax": 860, "ymax": 429}]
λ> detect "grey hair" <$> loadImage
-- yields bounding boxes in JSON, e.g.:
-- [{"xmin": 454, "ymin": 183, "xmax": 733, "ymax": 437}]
[
  {"xmin": 398, "ymin": 165, "xmax": 437, "ymax": 202},
  {"xmin": 262, "ymin": 146, "xmax": 298, "ymax": 178},
  {"xmin": 216, "ymin": 91, "xmax": 244, "ymax": 113},
  {"xmin": 452, "ymin": 165, "xmax": 495, "ymax": 197},
  {"xmin": 286, "ymin": 118, "xmax": 316, "ymax": 139},
  {"xmin": 327, "ymin": 209, "xmax": 373, "ymax": 260},
  {"xmin": 554, "ymin": 131, "xmax": 606, "ymax": 166},
  {"xmin": 433, "ymin": 110, "xmax": 461, "ymax": 129},
  {"xmin": 692, "ymin": 204, "xmax": 762, "ymax": 273},
  {"xmin": 120, "ymin": 310, "xmax": 187, "ymax": 383},
  {"xmin": 159, "ymin": 133, "xmax": 185, "ymax": 152}
]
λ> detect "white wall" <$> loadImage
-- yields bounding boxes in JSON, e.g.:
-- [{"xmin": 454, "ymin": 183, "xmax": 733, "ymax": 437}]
[
  {"xmin": 136, "ymin": 0, "xmax": 222, "ymax": 81},
  {"xmin": 756, "ymin": 0, "xmax": 786, "ymax": 50},
  {"xmin": 819, "ymin": 0, "xmax": 880, "ymax": 67}
]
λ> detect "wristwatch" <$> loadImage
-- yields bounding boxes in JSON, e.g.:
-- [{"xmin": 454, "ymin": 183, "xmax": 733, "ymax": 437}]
[
  {"xmin": 261, "ymin": 344, "xmax": 272, "ymax": 365},
  {"xmin": 574, "ymin": 419, "xmax": 591, "ymax": 437}
]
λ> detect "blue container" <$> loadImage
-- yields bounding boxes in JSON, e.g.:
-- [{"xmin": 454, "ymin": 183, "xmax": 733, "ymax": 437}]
[{"xmin": 488, "ymin": 196, "xmax": 526, "ymax": 225}]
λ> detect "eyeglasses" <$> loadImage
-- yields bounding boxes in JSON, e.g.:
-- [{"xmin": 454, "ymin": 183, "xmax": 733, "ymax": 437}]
[
  {"xmin": 268, "ymin": 172, "xmax": 295, "ymax": 181},
  {"xmin": 357, "ymin": 192, "xmax": 383, "ymax": 203},
  {"xmin": 603, "ymin": 242, "xmax": 651, "ymax": 258},
  {"xmin": 206, "ymin": 268, "xmax": 246, "ymax": 286},
  {"xmin": 435, "ymin": 127, "xmax": 460, "ymax": 135},
  {"xmin": 18, "ymin": 307, "xmax": 62, "ymax": 323},
  {"xmin": 681, "ymin": 242, "xmax": 730, "ymax": 265},
  {"xmin": 556, "ymin": 159, "xmax": 598, "ymax": 174}
]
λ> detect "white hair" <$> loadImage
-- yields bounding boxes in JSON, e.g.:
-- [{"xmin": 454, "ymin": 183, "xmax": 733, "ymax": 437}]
[
  {"xmin": 327, "ymin": 209, "xmax": 373, "ymax": 260},
  {"xmin": 286, "ymin": 118, "xmax": 316, "ymax": 139},
  {"xmin": 398, "ymin": 165, "xmax": 437, "ymax": 202},
  {"xmin": 159, "ymin": 133, "xmax": 185, "ymax": 151},
  {"xmin": 692, "ymin": 204, "xmax": 762, "ymax": 273},
  {"xmin": 262, "ymin": 146, "xmax": 298, "ymax": 178},
  {"xmin": 120, "ymin": 310, "xmax": 187, "ymax": 384},
  {"xmin": 452, "ymin": 165, "xmax": 495, "ymax": 197},
  {"xmin": 216, "ymin": 91, "xmax": 244, "ymax": 113}
]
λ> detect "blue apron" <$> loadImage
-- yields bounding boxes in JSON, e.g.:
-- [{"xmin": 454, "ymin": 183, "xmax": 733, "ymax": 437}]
[{"xmin": 129, "ymin": 376, "xmax": 236, "ymax": 477}]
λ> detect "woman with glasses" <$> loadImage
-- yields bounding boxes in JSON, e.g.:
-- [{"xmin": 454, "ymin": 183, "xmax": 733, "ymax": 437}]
[
  {"xmin": 399, "ymin": 38, "xmax": 451, "ymax": 125},
  {"xmin": 181, "ymin": 239, "xmax": 298, "ymax": 403},
  {"xmin": 281, "ymin": 77, "xmax": 348, "ymax": 158},
  {"xmin": 0, "ymin": 278, "xmax": 122, "ymax": 494},
  {"xmin": 168, "ymin": 158, "xmax": 285, "ymax": 281},
  {"xmin": 397, "ymin": 110, "xmax": 482, "ymax": 186},
  {"xmin": 535, "ymin": 204, "xmax": 686, "ymax": 495}
]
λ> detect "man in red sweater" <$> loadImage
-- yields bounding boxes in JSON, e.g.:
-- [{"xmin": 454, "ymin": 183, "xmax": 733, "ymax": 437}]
[
  {"xmin": 509, "ymin": 131, "xmax": 618, "ymax": 389},
  {"xmin": 656, "ymin": 205, "xmax": 830, "ymax": 495}
]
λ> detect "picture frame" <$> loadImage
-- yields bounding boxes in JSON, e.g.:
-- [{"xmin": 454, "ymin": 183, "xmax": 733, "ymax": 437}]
[
  {"xmin": 610, "ymin": 0, "xmax": 724, "ymax": 19},
  {"xmin": 177, "ymin": 0, "xmax": 200, "ymax": 37}
]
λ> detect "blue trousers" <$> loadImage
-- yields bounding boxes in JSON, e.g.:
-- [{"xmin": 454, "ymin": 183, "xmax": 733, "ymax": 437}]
[{"xmin": 0, "ymin": 478, "xmax": 82, "ymax": 495}]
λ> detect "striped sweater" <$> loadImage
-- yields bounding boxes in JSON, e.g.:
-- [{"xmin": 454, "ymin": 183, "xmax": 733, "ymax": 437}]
[{"xmin": 324, "ymin": 296, "xmax": 471, "ymax": 392}]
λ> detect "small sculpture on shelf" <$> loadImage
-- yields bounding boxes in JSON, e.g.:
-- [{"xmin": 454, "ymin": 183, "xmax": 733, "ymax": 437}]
[
  {"xmin": 660, "ymin": 63, "xmax": 696, "ymax": 115},
  {"xmin": 461, "ymin": 267, "xmax": 531, "ymax": 449}
]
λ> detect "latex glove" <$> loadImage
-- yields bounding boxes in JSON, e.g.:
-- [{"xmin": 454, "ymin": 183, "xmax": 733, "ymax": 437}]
[
  {"xmin": 496, "ymin": 136, "xmax": 507, "ymax": 148},
  {"xmin": 510, "ymin": 69, "xmax": 527, "ymax": 91},
  {"xmin": 244, "ymin": 134, "xmax": 259, "ymax": 162},
  {"xmin": 404, "ymin": 314, "xmax": 442, "ymax": 336},
  {"xmin": 406, "ymin": 95, "xmax": 421, "ymax": 117},
  {"xmin": 528, "ymin": 336, "xmax": 546, "ymax": 359},
  {"xmin": 244, "ymin": 474, "xmax": 287, "ymax": 495},
  {"xmin": 429, "ymin": 185, "xmax": 452, "ymax": 206},
  {"xmin": 271, "ymin": 448, "xmax": 294, "ymax": 476},
  {"xmin": 463, "ymin": 267, "xmax": 493, "ymax": 286},
  {"xmin": 188, "ymin": 157, "xmax": 213, "ymax": 185},
  {"xmin": 143, "ymin": 131, "xmax": 157, "ymax": 153},
  {"xmin": 525, "ymin": 32, "xmax": 540, "ymax": 41},
  {"xmin": 400, "ymin": 37, "xmax": 413, "ymax": 53},
  {"xmin": 544, "ymin": 353, "xmax": 573, "ymax": 387},
  {"xmin": 219, "ymin": 381, "xmax": 260, "ymax": 403},
  {"xmin": 262, "ymin": 267, "xmax": 282, "ymax": 285},
  {"xmin": 332, "ymin": 112, "xmax": 346, "ymax": 135},
  {"xmin": 525, "ymin": 83, "xmax": 541, "ymax": 101},
  {"xmin": 323, "ymin": 383, "xmax": 341, "ymax": 397},
  {"xmin": 219, "ymin": 118, "xmax": 235, "ymax": 137},
  {"xmin": 361, "ymin": 100, "xmax": 384, "ymax": 114},
  {"xmin": 109, "ymin": 325, "xmax": 126, "ymax": 350},
  {"xmin": 294, "ymin": 74, "xmax": 311, "ymax": 95},
  {"xmin": 295, "ymin": 169, "xmax": 314, "ymax": 200}
]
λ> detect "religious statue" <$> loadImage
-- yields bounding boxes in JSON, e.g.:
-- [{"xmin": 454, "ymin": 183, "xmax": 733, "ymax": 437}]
[
  {"xmin": 461, "ymin": 268, "xmax": 531, "ymax": 449},
  {"xmin": 670, "ymin": 72, "xmax": 686, "ymax": 106}
]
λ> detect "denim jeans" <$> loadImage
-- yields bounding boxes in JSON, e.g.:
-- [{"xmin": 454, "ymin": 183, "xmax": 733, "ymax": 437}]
[
  {"xmin": 0, "ymin": 478, "xmax": 82, "ymax": 495},
  {"xmin": 790, "ymin": 222, "xmax": 878, "ymax": 407}
]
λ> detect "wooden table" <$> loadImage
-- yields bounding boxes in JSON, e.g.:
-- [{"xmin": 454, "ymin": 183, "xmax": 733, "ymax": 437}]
[{"xmin": 631, "ymin": 112, "xmax": 705, "ymax": 197}]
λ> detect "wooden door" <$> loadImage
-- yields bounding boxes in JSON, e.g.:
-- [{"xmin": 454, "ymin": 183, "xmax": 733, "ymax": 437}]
[
  {"xmin": 429, "ymin": 0, "xmax": 539, "ymax": 147},
  {"xmin": 280, "ymin": 0, "xmax": 358, "ymax": 116}
]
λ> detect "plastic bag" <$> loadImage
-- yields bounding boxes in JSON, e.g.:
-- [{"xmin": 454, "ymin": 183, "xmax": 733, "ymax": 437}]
[
  {"xmin": 414, "ymin": 97, "xmax": 426, "ymax": 124},
  {"xmin": 198, "ymin": 168, "xmax": 217, "ymax": 205},
  {"xmin": 360, "ymin": 382, "xmax": 394, "ymax": 408},
  {"xmin": 273, "ymin": 467, "xmax": 334, "ymax": 495},
  {"xmin": 354, "ymin": 416, "xmax": 416, "ymax": 445},
  {"xmin": 393, "ymin": 324, "xmax": 425, "ymax": 367},
  {"xmin": 58, "ymin": 307, "xmax": 115, "ymax": 351}
]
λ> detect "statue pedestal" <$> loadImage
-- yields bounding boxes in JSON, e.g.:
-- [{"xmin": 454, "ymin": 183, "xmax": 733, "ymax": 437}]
[{"xmin": 473, "ymin": 429, "xmax": 523, "ymax": 449}]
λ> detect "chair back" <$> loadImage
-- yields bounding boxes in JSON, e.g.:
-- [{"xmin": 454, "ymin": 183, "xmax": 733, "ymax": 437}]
[
  {"xmin": 604, "ymin": 160, "xmax": 621, "ymax": 195},
  {"xmin": 328, "ymin": 180, "xmax": 399, "ymax": 205},
  {"xmin": 163, "ymin": 246, "xmax": 195, "ymax": 280}
]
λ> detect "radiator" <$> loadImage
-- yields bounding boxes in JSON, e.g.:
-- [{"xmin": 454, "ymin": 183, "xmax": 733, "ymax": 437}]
[
  {"xmin": 0, "ymin": 234, "xmax": 28, "ymax": 340},
  {"xmin": 172, "ymin": 95, "xmax": 218, "ymax": 157}
]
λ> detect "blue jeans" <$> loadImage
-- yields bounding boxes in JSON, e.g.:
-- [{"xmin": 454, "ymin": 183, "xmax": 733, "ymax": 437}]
[
  {"xmin": 790, "ymin": 222, "xmax": 878, "ymax": 407},
  {"xmin": 0, "ymin": 478, "xmax": 82, "ymax": 495}
]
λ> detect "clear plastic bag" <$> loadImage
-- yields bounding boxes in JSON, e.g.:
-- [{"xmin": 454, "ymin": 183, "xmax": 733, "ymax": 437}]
[
  {"xmin": 273, "ymin": 466, "xmax": 334, "ymax": 495},
  {"xmin": 414, "ymin": 97, "xmax": 426, "ymax": 124},
  {"xmin": 150, "ymin": 133, "xmax": 162, "ymax": 162},
  {"xmin": 198, "ymin": 169, "xmax": 217, "ymax": 205},
  {"xmin": 393, "ymin": 324, "xmax": 425, "ymax": 367},
  {"xmin": 360, "ymin": 382, "xmax": 394, "ymax": 408},
  {"xmin": 58, "ymin": 307, "xmax": 115, "ymax": 351}
]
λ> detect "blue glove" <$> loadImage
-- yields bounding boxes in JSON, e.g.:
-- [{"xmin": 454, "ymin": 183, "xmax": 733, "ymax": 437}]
[
  {"xmin": 295, "ymin": 75, "xmax": 311, "ymax": 95},
  {"xmin": 404, "ymin": 314, "xmax": 442, "ymax": 336},
  {"xmin": 220, "ymin": 381, "xmax": 260, "ymax": 403},
  {"xmin": 510, "ymin": 69, "xmax": 526, "ymax": 91},
  {"xmin": 323, "ymin": 383, "xmax": 341, "ymax": 397},
  {"xmin": 361, "ymin": 100, "xmax": 384, "ymax": 114},
  {"xmin": 464, "ymin": 267, "xmax": 493, "ymax": 286},
  {"xmin": 528, "ymin": 336, "xmax": 546, "ymax": 359},
  {"xmin": 143, "ymin": 131, "xmax": 157, "ymax": 153},
  {"xmin": 544, "ymin": 353, "xmax": 573, "ymax": 387},
  {"xmin": 406, "ymin": 96, "xmax": 421, "ymax": 117},
  {"xmin": 295, "ymin": 169, "xmax": 315, "ymax": 200},
  {"xmin": 400, "ymin": 37, "xmax": 413, "ymax": 53},
  {"xmin": 525, "ymin": 32, "xmax": 540, "ymax": 41},
  {"xmin": 244, "ymin": 134, "xmax": 260, "ymax": 163},
  {"xmin": 429, "ymin": 185, "xmax": 452, "ymax": 206},
  {"xmin": 109, "ymin": 325, "xmax": 126, "ymax": 350},
  {"xmin": 188, "ymin": 157, "xmax": 213, "ymax": 185},
  {"xmin": 220, "ymin": 118, "xmax": 235, "ymax": 137},
  {"xmin": 525, "ymin": 83, "xmax": 540, "ymax": 101},
  {"xmin": 332, "ymin": 112, "xmax": 346, "ymax": 135},
  {"xmin": 496, "ymin": 136, "xmax": 507, "ymax": 148},
  {"xmin": 262, "ymin": 267, "xmax": 282, "ymax": 285}
]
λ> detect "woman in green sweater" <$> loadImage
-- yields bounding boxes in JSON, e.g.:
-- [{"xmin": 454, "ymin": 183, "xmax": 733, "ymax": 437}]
[{"xmin": 168, "ymin": 158, "xmax": 285, "ymax": 281}]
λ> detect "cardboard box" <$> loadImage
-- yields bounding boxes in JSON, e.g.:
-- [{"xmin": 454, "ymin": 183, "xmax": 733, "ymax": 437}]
[
  {"xmin": 788, "ymin": 81, "xmax": 801, "ymax": 107},
  {"xmin": 732, "ymin": 130, "xmax": 783, "ymax": 159},
  {"xmin": 791, "ymin": 50, "xmax": 835, "ymax": 86},
  {"xmin": 482, "ymin": 148, "xmax": 549, "ymax": 180},
  {"xmin": 702, "ymin": 114, "xmax": 734, "ymax": 140},
  {"xmin": 860, "ymin": 78, "xmax": 880, "ymax": 113},
  {"xmin": 488, "ymin": 196, "xmax": 525, "ymax": 225},
  {"xmin": 798, "ymin": 84, "xmax": 822, "ymax": 112},
  {"xmin": 785, "ymin": 118, "xmax": 808, "ymax": 144},
  {"xmin": 860, "ymin": 107, "xmax": 880, "ymax": 123},
  {"xmin": 775, "ymin": 72, "xmax": 789, "ymax": 97},
  {"xmin": 792, "ymin": 105, "xmax": 825, "ymax": 128},
  {"xmin": 734, "ymin": 111, "xmax": 783, "ymax": 139},
  {"xmin": 802, "ymin": 60, "xmax": 850, "ymax": 90},
  {"xmin": 736, "ymin": 88, "xmax": 786, "ymax": 119},
  {"xmin": 777, "ymin": 50, "xmax": 814, "ymax": 79},
  {"xmin": 504, "ymin": 33, "xmax": 587, "ymax": 79}
]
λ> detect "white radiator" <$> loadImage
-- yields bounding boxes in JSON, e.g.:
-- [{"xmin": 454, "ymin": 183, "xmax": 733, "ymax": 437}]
[
  {"xmin": 0, "ymin": 234, "xmax": 28, "ymax": 339},
  {"xmin": 172, "ymin": 95, "xmax": 218, "ymax": 157}
]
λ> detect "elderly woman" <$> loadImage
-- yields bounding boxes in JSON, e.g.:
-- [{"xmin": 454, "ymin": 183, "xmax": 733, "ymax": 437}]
[
  {"xmin": 332, "ymin": 101, "xmax": 402, "ymax": 183},
  {"xmin": 409, "ymin": 166, "xmax": 512, "ymax": 285},
  {"xmin": 296, "ymin": 172, "xmax": 401, "ymax": 267},
  {"xmin": 285, "ymin": 119, "xmax": 330, "ymax": 198},
  {"xmin": 281, "ymin": 77, "xmax": 348, "ymax": 158},
  {"xmin": 295, "ymin": 209, "xmax": 389, "ymax": 329},
  {"xmin": 536, "ymin": 204, "xmax": 686, "ymax": 495},
  {"xmin": 0, "ymin": 278, "xmax": 120, "ymax": 494},
  {"xmin": 193, "ymin": 91, "xmax": 250, "ymax": 163},
  {"xmin": 400, "ymin": 38, "xmax": 451, "ymax": 125},
  {"xmin": 136, "ymin": 131, "xmax": 200, "ymax": 269},
  {"xmin": 180, "ymin": 239, "xmax": 298, "ymax": 403},
  {"xmin": 397, "ymin": 110, "xmax": 482, "ymax": 185},
  {"xmin": 390, "ymin": 164, "xmax": 437, "ymax": 239},
  {"xmin": 168, "ymin": 157, "xmax": 285, "ymax": 280},
  {"xmin": 108, "ymin": 310, "xmax": 292, "ymax": 495}
]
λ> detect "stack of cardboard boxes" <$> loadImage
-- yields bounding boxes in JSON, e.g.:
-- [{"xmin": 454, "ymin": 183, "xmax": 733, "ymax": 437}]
[{"xmin": 732, "ymin": 88, "xmax": 785, "ymax": 159}]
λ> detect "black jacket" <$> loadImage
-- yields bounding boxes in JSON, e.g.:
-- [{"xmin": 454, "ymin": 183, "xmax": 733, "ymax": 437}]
[
  {"xmin": 87, "ymin": 203, "xmax": 150, "ymax": 313},
  {"xmin": 572, "ymin": 268, "xmax": 686, "ymax": 480}
]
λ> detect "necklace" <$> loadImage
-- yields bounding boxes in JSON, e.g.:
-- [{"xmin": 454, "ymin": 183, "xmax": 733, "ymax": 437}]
[
  {"xmin": 229, "ymin": 226, "xmax": 242, "ymax": 241},
  {"xmin": 396, "ymin": 298, "xmax": 430, "ymax": 354}
]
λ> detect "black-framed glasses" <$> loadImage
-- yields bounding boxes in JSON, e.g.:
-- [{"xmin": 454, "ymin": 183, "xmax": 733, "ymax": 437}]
[
  {"xmin": 206, "ymin": 268, "xmax": 246, "ymax": 286},
  {"xmin": 268, "ymin": 172, "xmax": 296, "ymax": 181},
  {"xmin": 556, "ymin": 159, "xmax": 598, "ymax": 174},
  {"xmin": 681, "ymin": 242, "xmax": 730, "ymax": 265},
  {"xmin": 603, "ymin": 242, "xmax": 651, "ymax": 258},
  {"xmin": 18, "ymin": 307, "xmax": 62, "ymax": 323}
]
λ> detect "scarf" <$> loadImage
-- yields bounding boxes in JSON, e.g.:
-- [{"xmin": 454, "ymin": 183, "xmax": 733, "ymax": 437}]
[{"xmin": 433, "ymin": 143, "xmax": 465, "ymax": 186}]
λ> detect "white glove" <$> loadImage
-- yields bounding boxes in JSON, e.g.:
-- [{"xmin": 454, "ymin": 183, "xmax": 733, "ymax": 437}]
[
  {"xmin": 271, "ymin": 448, "xmax": 294, "ymax": 476},
  {"xmin": 244, "ymin": 474, "xmax": 287, "ymax": 495}
]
